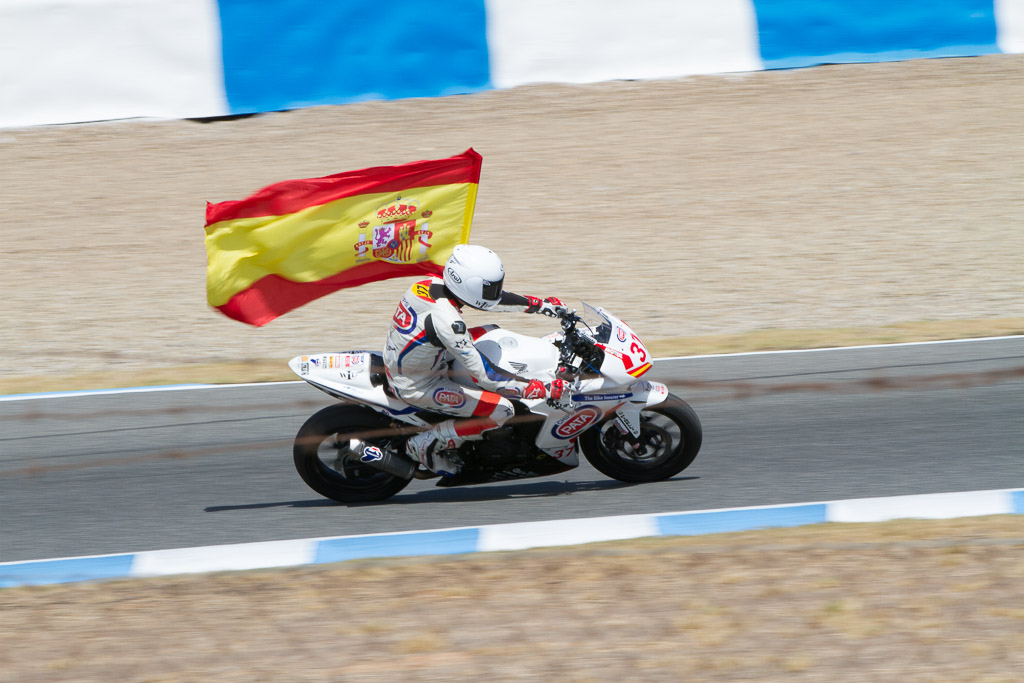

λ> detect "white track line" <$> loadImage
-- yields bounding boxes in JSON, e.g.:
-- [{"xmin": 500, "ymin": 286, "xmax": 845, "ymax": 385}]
[
  {"xmin": 1, "ymin": 335, "xmax": 1018, "ymax": 403},
  {"xmin": 656, "ymin": 334, "xmax": 1022, "ymax": 361}
]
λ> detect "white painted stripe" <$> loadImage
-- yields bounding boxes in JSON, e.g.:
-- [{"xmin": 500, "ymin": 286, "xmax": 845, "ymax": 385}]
[
  {"xmin": 485, "ymin": 0, "xmax": 762, "ymax": 89},
  {"xmin": 0, "ymin": 335, "xmax": 1017, "ymax": 403},
  {"xmin": 826, "ymin": 490, "xmax": 1014, "ymax": 523},
  {"xmin": 656, "ymin": 334, "xmax": 1023, "ymax": 361},
  {"xmin": 0, "ymin": 0, "xmax": 227, "ymax": 129},
  {"xmin": 996, "ymin": 0, "xmax": 1024, "ymax": 53},
  {"xmin": 0, "ymin": 381, "xmax": 299, "ymax": 402},
  {"xmin": 477, "ymin": 514, "xmax": 658, "ymax": 552},
  {"xmin": 131, "ymin": 539, "xmax": 317, "ymax": 577}
]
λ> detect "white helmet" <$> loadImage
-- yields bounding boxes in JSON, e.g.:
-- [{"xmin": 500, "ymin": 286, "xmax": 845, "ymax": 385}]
[{"xmin": 443, "ymin": 245, "xmax": 505, "ymax": 310}]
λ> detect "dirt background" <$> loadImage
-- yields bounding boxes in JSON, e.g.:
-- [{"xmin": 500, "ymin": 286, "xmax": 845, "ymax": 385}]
[
  {"xmin": 1, "ymin": 54, "xmax": 1022, "ymax": 393},
  {"xmin": 3, "ymin": 517, "xmax": 1023, "ymax": 681},
  {"xmin": 2, "ymin": 54, "xmax": 1023, "ymax": 680}
]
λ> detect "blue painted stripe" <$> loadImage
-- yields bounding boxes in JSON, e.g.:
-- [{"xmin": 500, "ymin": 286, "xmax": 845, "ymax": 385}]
[
  {"xmin": 754, "ymin": 0, "xmax": 1001, "ymax": 69},
  {"xmin": 313, "ymin": 528, "xmax": 480, "ymax": 564},
  {"xmin": 656, "ymin": 504, "xmax": 829, "ymax": 536},
  {"xmin": 396, "ymin": 330, "xmax": 429, "ymax": 371},
  {"xmin": 1012, "ymin": 490, "xmax": 1024, "ymax": 514},
  {"xmin": 0, "ymin": 555, "xmax": 135, "ymax": 588},
  {"xmin": 218, "ymin": 0, "xmax": 492, "ymax": 115}
]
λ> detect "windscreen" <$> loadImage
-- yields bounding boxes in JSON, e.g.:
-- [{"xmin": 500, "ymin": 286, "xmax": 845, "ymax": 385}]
[{"xmin": 580, "ymin": 302, "xmax": 613, "ymax": 344}]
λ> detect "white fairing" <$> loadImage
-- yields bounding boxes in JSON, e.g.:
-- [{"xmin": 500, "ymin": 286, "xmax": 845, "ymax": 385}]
[
  {"xmin": 287, "ymin": 352, "xmax": 433, "ymax": 426},
  {"xmin": 456, "ymin": 330, "xmax": 560, "ymax": 384},
  {"xmin": 289, "ymin": 304, "xmax": 669, "ymax": 468}
]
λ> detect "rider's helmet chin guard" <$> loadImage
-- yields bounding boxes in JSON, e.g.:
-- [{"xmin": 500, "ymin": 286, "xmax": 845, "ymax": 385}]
[{"xmin": 443, "ymin": 244, "xmax": 505, "ymax": 311}]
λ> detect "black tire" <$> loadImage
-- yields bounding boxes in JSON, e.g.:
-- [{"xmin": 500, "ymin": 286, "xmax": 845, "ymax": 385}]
[
  {"xmin": 293, "ymin": 404, "xmax": 413, "ymax": 503},
  {"xmin": 579, "ymin": 393, "xmax": 702, "ymax": 483}
]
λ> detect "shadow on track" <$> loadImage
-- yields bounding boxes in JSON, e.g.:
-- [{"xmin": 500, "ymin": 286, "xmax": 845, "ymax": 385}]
[{"xmin": 204, "ymin": 477, "xmax": 698, "ymax": 511}]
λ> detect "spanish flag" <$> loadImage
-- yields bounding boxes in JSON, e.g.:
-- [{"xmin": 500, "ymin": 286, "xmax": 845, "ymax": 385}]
[{"xmin": 204, "ymin": 149, "xmax": 482, "ymax": 326}]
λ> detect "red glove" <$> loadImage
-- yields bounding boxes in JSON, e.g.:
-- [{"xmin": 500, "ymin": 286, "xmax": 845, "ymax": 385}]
[
  {"xmin": 549, "ymin": 378, "xmax": 567, "ymax": 400},
  {"xmin": 522, "ymin": 379, "xmax": 547, "ymax": 399},
  {"xmin": 522, "ymin": 379, "xmax": 568, "ymax": 400},
  {"xmin": 526, "ymin": 296, "xmax": 568, "ymax": 317}
]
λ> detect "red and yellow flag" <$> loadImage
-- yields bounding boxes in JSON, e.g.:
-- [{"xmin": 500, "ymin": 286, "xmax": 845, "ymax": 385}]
[{"xmin": 204, "ymin": 149, "xmax": 482, "ymax": 326}]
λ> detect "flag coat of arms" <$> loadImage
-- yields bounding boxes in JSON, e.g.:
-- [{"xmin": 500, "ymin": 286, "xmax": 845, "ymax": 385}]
[{"xmin": 204, "ymin": 148, "xmax": 482, "ymax": 326}]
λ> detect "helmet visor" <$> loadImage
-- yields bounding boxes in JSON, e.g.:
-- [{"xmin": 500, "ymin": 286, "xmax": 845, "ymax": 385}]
[{"xmin": 481, "ymin": 277, "xmax": 504, "ymax": 303}]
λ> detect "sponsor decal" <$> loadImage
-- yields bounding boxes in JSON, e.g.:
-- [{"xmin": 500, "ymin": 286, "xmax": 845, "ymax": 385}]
[
  {"xmin": 572, "ymin": 392, "xmax": 633, "ymax": 402},
  {"xmin": 309, "ymin": 357, "xmax": 320, "ymax": 366},
  {"xmin": 616, "ymin": 410, "xmax": 640, "ymax": 436},
  {"xmin": 551, "ymin": 405, "xmax": 602, "ymax": 440},
  {"xmin": 359, "ymin": 446, "xmax": 384, "ymax": 463},
  {"xmin": 433, "ymin": 387, "xmax": 466, "ymax": 408},
  {"xmin": 601, "ymin": 344, "xmax": 625, "ymax": 360},
  {"xmin": 616, "ymin": 327, "xmax": 627, "ymax": 343},
  {"xmin": 412, "ymin": 282, "xmax": 434, "ymax": 302},
  {"xmin": 392, "ymin": 300, "xmax": 417, "ymax": 334},
  {"xmin": 446, "ymin": 267, "xmax": 462, "ymax": 284},
  {"xmin": 645, "ymin": 381, "xmax": 668, "ymax": 395},
  {"xmin": 548, "ymin": 444, "xmax": 576, "ymax": 461},
  {"xmin": 509, "ymin": 361, "xmax": 529, "ymax": 376},
  {"xmin": 344, "ymin": 354, "xmax": 363, "ymax": 367},
  {"xmin": 300, "ymin": 362, "xmax": 310, "ymax": 376}
]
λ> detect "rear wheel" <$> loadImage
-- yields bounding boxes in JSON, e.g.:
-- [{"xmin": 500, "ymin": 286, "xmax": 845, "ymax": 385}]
[
  {"xmin": 293, "ymin": 404, "xmax": 413, "ymax": 503},
  {"xmin": 579, "ymin": 394, "xmax": 702, "ymax": 483}
]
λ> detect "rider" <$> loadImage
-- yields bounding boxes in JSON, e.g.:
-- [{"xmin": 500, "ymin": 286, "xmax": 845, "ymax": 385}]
[{"xmin": 382, "ymin": 245, "xmax": 568, "ymax": 476}]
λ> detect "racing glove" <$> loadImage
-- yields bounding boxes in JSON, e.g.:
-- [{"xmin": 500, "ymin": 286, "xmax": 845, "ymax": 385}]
[
  {"xmin": 522, "ymin": 378, "xmax": 568, "ymax": 400},
  {"xmin": 525, "ymin": 296, "xmax": 568, "ymax": 318}
]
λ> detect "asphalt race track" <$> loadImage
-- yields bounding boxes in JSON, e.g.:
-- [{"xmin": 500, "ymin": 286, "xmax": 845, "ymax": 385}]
[{"xmin": 1, "ymin": 338, "xmax": 1021, "ymax": 564}]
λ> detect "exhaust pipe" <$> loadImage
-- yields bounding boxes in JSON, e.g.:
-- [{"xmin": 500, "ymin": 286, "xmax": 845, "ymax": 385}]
[{"xmin": 357, "ymin": 445, "xmax": 416, "ymax": 479}]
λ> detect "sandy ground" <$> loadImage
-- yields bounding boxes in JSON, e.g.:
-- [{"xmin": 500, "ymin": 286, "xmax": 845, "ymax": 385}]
[
  {"xmin": 2, "ymin": 517, "xmax": 1023, "ymax": 681},
  {"xmin": 1, "ymin": 54, "xmax": 1022, "ymax": 391},
  {"xmin": 2, "ymin": 54, "xmax": 1023, "ymax": 680}
]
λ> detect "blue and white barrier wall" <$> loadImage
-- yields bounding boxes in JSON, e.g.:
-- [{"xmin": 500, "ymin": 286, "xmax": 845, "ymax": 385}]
[
  {"xmin": 3, "ymin": 488, "xmax": 1023, "ymax": 588},
  {"xmin": 2, "ymin": 0, "xmax": 1024, "ymax": 128}
]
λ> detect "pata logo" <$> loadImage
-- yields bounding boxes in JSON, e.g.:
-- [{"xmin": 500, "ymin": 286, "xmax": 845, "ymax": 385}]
[{"xmin": 552, "ymin": 406, "xmax": 602, "ymax": 439}]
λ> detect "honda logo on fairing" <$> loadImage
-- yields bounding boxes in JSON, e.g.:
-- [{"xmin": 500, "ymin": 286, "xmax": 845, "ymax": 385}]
[{"xmin": 551, "ymin": 406, "xmax": 602, "ymax": 439}]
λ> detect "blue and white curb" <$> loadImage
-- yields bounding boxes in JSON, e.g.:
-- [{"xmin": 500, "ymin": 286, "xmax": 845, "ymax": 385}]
[
  {"xmin": 3, "ymin": 488, "xmax": 1022, "ymax": 589},
  {"xmin": 4, "ymin": 0, "xmax": 1024, "ymax": 129}
]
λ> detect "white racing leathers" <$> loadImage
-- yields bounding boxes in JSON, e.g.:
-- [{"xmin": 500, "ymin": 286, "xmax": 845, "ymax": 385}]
[{"xmin": 383, "ymin": 278, "xmax": 539, "ymax": 451}]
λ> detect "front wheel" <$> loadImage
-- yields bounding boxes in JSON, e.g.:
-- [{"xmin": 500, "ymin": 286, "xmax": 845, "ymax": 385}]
[
  {"xmin": 579, "ymin": 394, "xmax": 702, "ymax": 483},
  {"xmin": 293, "ymin": 404, "xmax": 413, "ymax": 503}
]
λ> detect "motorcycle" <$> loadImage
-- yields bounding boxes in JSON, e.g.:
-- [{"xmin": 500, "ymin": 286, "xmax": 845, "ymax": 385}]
[{"xmin": 289, "ymin": 302, "xmax": 702, "ymax": 503}]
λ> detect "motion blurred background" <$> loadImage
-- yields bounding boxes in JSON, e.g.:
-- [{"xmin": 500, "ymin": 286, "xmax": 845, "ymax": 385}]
[{"xmin": 1, "ymin": 2, "xmax": 1023, "ymax": 679}]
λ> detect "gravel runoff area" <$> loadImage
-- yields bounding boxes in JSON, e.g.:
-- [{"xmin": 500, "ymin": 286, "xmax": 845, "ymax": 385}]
[
  {"xmin": 0, "ymin": 53, "xmax": 1022, "ymax": 393},
  {"xmin": 2, "ymin": 517, "xmax": 1023, "ymax": 681},
  {"xmin": 1, "ymin": 54, "xmax": 1022, "ymax": 680}
]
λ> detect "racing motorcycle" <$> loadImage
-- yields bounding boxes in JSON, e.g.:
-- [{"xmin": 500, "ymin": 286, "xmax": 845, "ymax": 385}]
[{"xmin": 290, "ymin": 303, "xmax": 702, "ymax": 503}]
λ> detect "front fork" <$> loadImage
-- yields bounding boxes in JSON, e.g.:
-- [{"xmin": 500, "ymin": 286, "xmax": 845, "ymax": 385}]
[{"xmin": 611, "ymin": 380, "xmax": 670, "ymax": 453}]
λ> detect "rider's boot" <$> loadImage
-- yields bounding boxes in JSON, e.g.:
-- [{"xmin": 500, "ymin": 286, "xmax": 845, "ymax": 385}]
[{"xmin": 405, "ymin": 424, "xmax": 461, "ymax": 477}]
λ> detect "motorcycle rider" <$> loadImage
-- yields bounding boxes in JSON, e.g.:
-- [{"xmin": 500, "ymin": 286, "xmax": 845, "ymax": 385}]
[{"xmin": 382, "ymin": 244, "xmax": 568, "ymax": 476}]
